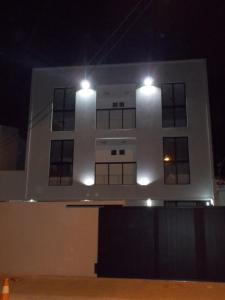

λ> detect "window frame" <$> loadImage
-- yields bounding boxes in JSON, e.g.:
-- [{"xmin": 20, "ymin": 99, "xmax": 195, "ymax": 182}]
[
  {"xmin": 49, "ymin": 139, "xmax": 74, "ymax": 186},
  {"xmin": 163, "ymin": 137, "xmax": 190, "ymax": 185},
  {"xmin": 161, "ymin": 82, "xmax": 187, "ymax": 128},
  {"xmin": 96, "ymin": 107, "xmax": 136, "ymax": 130},
  {"xmin": 95, "ymin": 162, "xmax": 137, "ymax": 185},
  {"xmin": 52, "ymin": 88, "xmax": 75, "ymax": 131}
]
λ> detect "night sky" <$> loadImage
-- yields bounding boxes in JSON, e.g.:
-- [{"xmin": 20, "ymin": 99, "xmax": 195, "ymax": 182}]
[{"xmin": 0, "ymin": 0, "xmax": 225, "ymax": 176}]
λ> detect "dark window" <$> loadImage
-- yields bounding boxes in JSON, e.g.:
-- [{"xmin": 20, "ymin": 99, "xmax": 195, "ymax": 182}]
[
  {"xmin": 112, "ymin": 102, "xmax": 118, "ymax": 107},
  {"xmin": 95, "ymin": 162, "xmax": 136, "ymax": 185},
  {"xmin": 162, "ymin": 83, "xmax": 187, "ymax": 128},
  {"xmin": 163, "ymin": 137, "xmax": 190, "ymax": 184},
  {"xmin": 96, "ymin": 108, "xmax": 136, "ymax": 129},
  {"xmin": 119, "ymin": 102, "xmax": 125, "ymax": 107},
  {"xmin": 119, "ymin": 149, "xmax": 125, "ymax": 155},
  {"xmin": 49, "ymin": 140, "xmax": 74, "ymax": 185},
  {"xmin": 111, "ymin": 150, "xmax": 117, "ymax": 155},
  {"xmin": 52, "ymin": 88, "xmax": 75, "ymax": 131}
]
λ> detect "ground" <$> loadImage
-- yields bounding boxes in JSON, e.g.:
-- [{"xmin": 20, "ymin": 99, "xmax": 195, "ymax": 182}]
[{"xmin": 0, "ymin": 276, "xmax": 225, "ymax": 300}]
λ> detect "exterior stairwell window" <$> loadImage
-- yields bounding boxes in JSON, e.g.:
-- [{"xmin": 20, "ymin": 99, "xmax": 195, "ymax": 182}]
[
  {"xmin": 96, "ymin": 108, "xmax": 136, "ymax": 129},
  {"xmin": 162, "ymin": 83, "xmax": 187, "ymax": 128},
  {"xmin": 52, "ymin": 88, "xmax": 75, "ymax": 131},
  {"xmin": 163, "ymin": 137, "xmax": 190, "ymax": 184},
  {"xmin": 49, "ymin": 140, "xmax": 74, "ymax": 185},
  {"xmin": 95, "ymin": 162, "xmax": 136, "ymax": 185}
]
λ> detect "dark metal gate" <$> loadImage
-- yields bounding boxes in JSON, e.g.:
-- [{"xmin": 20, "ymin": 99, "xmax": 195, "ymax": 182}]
[{"xmin": 96, "ymin": 207, "xmax": 225, "ymax": 281}]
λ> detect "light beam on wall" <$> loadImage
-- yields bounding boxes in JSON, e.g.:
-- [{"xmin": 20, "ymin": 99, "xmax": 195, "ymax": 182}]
[
  {"xmin": 143, "ymin": 76, "xmax": 153, "ymax": 86},
  {"xmin": 146, "ymin": 198, "xmax": 152, "ymax": 207},
  {"xmin": 137, "ymin": 176, "xmax": 151, "ymax": 186},
  {"xmin": 82, "ymin": 176, "xmax": 95, "ymax": 186}
]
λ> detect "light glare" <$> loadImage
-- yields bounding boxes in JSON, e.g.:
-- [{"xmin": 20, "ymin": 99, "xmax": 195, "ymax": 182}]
[
  {"xmin": 81, "ymin": 79, "xmax": 90, "ymax": 89},
  {"xmin": 83, "ymin": 177, "xmax": 95, "ymax": 186},
  {"xmin": 146, "ymin": 199, "xmax": 152, "ymax": 207},
  {"xmin": 144, "ymin": 76, "xmax": 153, "ymax": 86},
  {"xmin": 137, "ymin": 177, "xmax": 151, "ymax": 186}
]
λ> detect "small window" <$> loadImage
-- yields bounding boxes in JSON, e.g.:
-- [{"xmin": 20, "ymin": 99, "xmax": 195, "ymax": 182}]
[
  {"xmin": 119, "ymin": 102, "xmax": 125, "ymax": 107},
  {"xmin": 112, "ymin": 102, "xmax": 118, "ymax": 107},
  {"xmin": 111, "ymin": 150, "xmax": 117, "ymax": 155},
  {"xmin": 119, "ymin": 149, "xmax": 125, "ymax": 155}
]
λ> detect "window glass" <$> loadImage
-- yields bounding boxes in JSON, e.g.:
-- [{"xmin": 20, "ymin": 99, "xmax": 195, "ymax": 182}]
[
  {"xmin": 174, "ymin": 83, "xmax": 185, "ymax": 106},
  {"xmin": 110, "ymin": 110, "xmax": 122, "ymax": 129},
  {"xmin": 162, "ymin": 84, "xmax": 173, "ymax": 106},
  {"xmin": 123, "ymin": 163, "xmax": 136, "ymax": 184},
  {"xmin": 52, "ymin": 88, "xmax": 75, "ymax": 131},
  {"xmin": 177, "ymin": 163, "xmax": 190, "ymax": 184},
  {"xmin": 162, "ymin": 83, "xmax": 187, "ymax": 128},
  {"xmin": 49, "ymin": 140, "xmax": 73, "ymax": 185},
  {"xmin": 64, "ymin": 88, "xmax": 75, "ymax": 110},
  {"xmin": 123, "ymin": 109, "xmax": 136, "ymax": 129},
  {"xmin": 62, "ymin": 140, "xmax": 74, "ymax": 162},
  {"xmin": 176, "ymin": 137, "xmax": 188, "ymax": 161},
  {"xmin": 95, "ymin": 164, "xmax": 108, "ymax": 184},
  {"xmin": 50, "ymin": 141, "xmax": 62, "ymax": 163},
  {"xmin": 53, "ymin": 89, "xmax": 64, "ymax": 110},
  {"xmin": 175, "ymin": 107, "xmax": 187, "ymax": 127},
  {"xmin": 162, "ymin": 108, "xmax": 174, "ymax": 128},
  {"xmin": 163, "ymin": 138, "xmax": 175, "ymax": 161},
  {"xmin": 163, "ymin": 137, "xmax": 190, "ymax": 184},
  {"xmin": 109, "ymin": 164, "xmax": 122, "ymax": 184},
  {"xmin": 52, "ymin": 112, "xmax": 64, "ymax": 131},
  {"xmin": 164, "ymin": 162, "xmax": 176, "ymax": 184},
  {"xmin": 97, "ymin": 110, "xmax": 109, "ymax": 129},
  {"xmin": 63, "ymin": 111, "xmax": 75, "ymax": 131}
]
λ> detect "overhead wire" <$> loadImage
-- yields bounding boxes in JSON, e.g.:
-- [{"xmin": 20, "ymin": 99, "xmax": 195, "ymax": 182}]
[{"xmin": 0, "ymin": 0, "xmax": 154, "ymax": 155}]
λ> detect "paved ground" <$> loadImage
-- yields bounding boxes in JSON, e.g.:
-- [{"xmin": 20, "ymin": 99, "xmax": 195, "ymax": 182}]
[{"xmin": 0, "ymin": 276, "xmax": 225, "ymax": 300}]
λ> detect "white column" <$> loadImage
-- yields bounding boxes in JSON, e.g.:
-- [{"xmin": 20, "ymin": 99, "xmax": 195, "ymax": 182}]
[
  {"xmin": 136, "ymin": 85, "xmax": 162, "ymax": 186},
  {"xmin": 75, "ymin": 88, "xmax": 96, "ymax": 186}
]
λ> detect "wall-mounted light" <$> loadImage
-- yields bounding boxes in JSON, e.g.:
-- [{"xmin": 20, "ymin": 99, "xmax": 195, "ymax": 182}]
[
  {"xmin": 24, "ymin": 198, "xmax": 37, "ymax": 203},
  {"xmin": 137, "ymin": 176, "xmax": 151, "ymax": 186},
  {"xmin": 164, "ymin": 155, "xmax": 171, "ymax": 162},
  {"xmin": 143, "ymin": 76, "xmax": 153, "ymax": 87},
  {"xmin": 80, "ymin": 79, "xmax": 90, "ymax": 90},
  {"xmin": 146, "ymin": 198, "xmax": 152, "ymax": 207},
  {"xmin": 138, "ymin": 76, "xmax": 156, "ymax": 96},
  {"xmin": 82, "ymin": 176, "xmax": 95, "ymax": 186}
]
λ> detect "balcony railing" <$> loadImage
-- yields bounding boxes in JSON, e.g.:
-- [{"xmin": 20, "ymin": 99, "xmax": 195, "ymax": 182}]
[
  {"xmin": 95, "ymin": 162, "xmax": 136, "ymax": 185},
  {"xmin": 96, "ymin": 108, "xmax": 136, "ymax": 129}
]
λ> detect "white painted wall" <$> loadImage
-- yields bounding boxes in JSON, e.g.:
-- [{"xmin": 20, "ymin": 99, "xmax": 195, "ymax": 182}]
[
  {"xmin": 22, "ymin": 60, "xmax": 214, "ymax": 203},
  {"xmin": 0, "ymin": 203, "xmax": 98, "ymax": 276}
]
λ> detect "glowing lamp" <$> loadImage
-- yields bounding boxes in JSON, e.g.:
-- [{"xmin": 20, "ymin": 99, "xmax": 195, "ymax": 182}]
[
  {"xmin": 80, "ymin": 79, "xmax": 90, "ymax": 90},
  {"xmin": 143, "ymin": 76, "xmax": 153, "ymax": 86},
  {"xmin": 164, "ymin": 155, "xmax": 171, "ymax": 162},
  {"xmin": 83, "ymin": 176, "xmax": 95, "ymax": 186},
  {"xmin": 146, "ymin": 198, "xmax": 152, "ymax": 207},
  {"xmin": 137, "ymin": 177, "xmax": 151, "ymax": 186}
]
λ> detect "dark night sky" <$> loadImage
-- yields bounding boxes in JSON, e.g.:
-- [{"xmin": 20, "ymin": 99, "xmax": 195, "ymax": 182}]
[{"xmin": 0, "ymin": 0, "xmax": 225, "ymax": 175}]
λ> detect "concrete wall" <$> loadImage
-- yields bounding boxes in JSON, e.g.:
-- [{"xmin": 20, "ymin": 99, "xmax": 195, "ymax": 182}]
[
  {"xmin": 0, "ymin": 171, "xmax": 25, "ymax": 201},
  {"xmin": 25, "ymin": 59, "xmax": 214, "ymax": 202},
  {"xmin": 0, "ymin": 126, "xmax": 20, "ymax": 170},
  {"xmin": 0, "ymin": 203, "xmax": 98, "ymax": 276}
]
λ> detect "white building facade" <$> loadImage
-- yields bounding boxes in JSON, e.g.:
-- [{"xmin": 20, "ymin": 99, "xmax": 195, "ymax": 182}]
[{"xmin": 0, "ymin": 59, "xmax": 215, "ymax": 206}]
